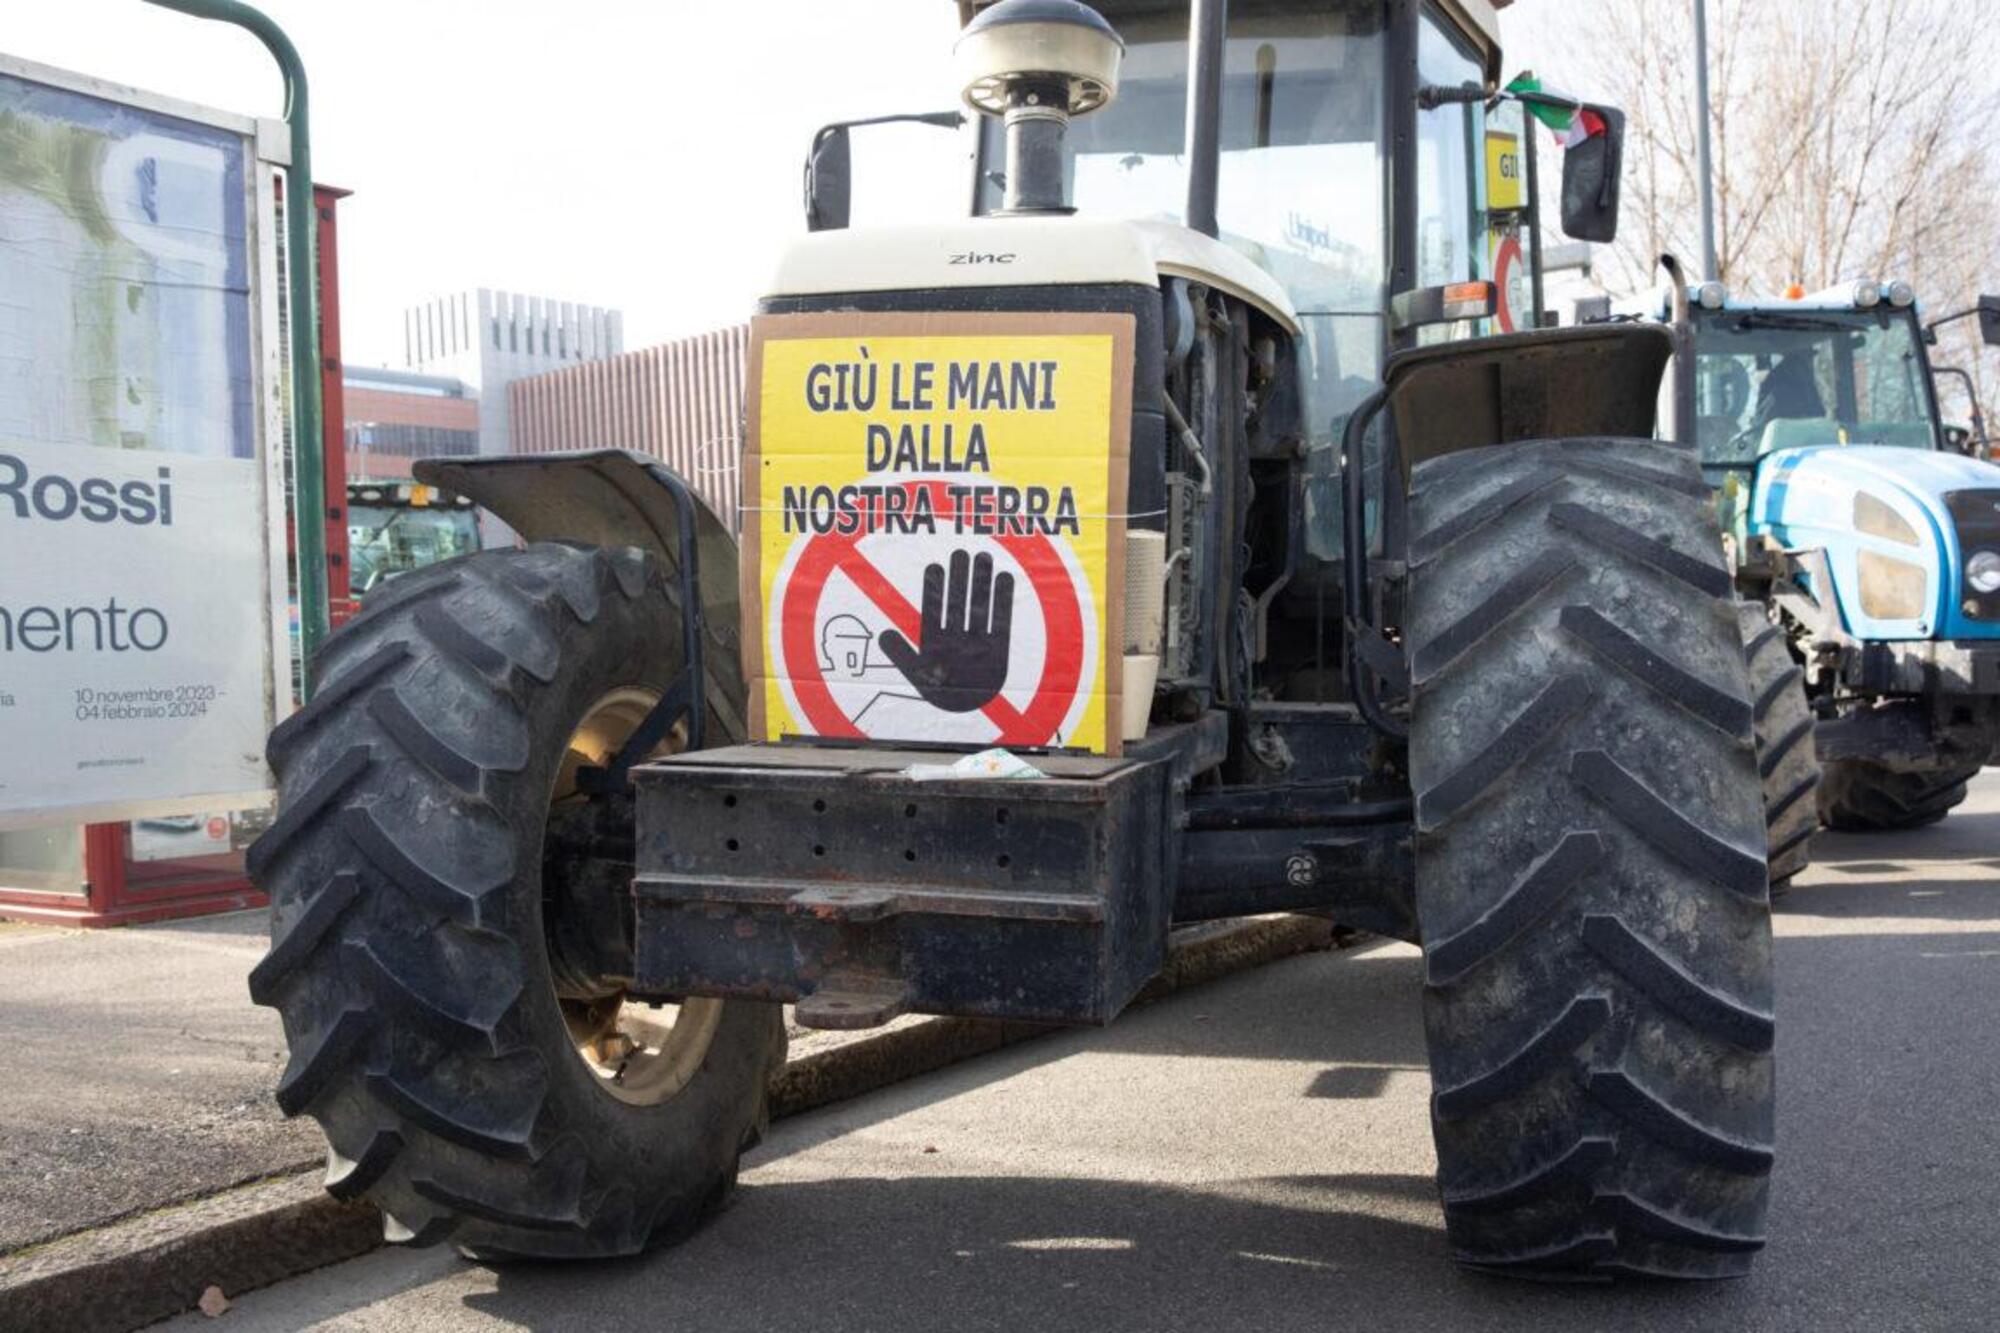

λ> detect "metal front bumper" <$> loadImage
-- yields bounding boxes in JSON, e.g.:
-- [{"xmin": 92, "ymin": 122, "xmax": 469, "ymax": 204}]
[{"xmin": 630, "ymin": 744, "xmax": 1172, "ymax": 1028}]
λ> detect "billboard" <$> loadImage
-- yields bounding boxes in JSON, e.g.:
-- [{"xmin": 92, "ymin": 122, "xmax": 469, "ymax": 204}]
[{"xmin": 0, "ymin": 58, "xmax": 286, "ymax": 831}]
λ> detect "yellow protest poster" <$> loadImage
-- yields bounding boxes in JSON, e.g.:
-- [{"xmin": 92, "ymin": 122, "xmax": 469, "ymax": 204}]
[
  {"xmin": 1486, "ymin": 129, "xmax": 1524, "ymax": 212},
  {"xmin": 744, "ymin": 311, "xmax": 1132, "ymax": 756}
]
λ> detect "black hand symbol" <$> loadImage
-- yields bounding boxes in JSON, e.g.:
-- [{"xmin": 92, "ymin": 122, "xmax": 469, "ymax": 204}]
[{"xmin": 878, "ymin": 550, "xmax": 1016, "ymax": 713}]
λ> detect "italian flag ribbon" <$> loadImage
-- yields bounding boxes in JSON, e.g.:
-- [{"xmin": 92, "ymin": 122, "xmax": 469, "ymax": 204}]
[{"xmin": 1505, "ymin": 73, "xmax": 1606, "ymax": 148}]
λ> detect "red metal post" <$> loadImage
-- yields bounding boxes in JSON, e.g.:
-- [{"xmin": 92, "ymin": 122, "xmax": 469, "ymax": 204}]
[{"xmin": 317, "ymin": 184, "xmax": 355, "ymax": 623}]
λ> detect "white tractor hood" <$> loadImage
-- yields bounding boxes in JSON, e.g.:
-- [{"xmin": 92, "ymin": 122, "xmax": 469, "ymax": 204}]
[{"xmin": 764, "ymin": 215, "xmax": 1300, "ymax": 335}]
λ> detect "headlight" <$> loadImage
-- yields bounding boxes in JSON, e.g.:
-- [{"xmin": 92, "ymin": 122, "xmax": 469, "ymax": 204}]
[
  {"xmin": 1968, "ymin": 549, "xmax": 2000, "ymax": 594},
  {"xmin": 1696, "ymin": 281, "xmax": 1727, "ymax": 310},
  {"xmin": 1851, "ymin": 280, "xmax": 1881, "ymax": 309}
]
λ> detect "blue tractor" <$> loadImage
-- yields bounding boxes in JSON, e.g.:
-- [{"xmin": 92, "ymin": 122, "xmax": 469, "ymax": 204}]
[{"xmin": 1664, "ymin": 278, "xmax": 2000, "ymax": 872}]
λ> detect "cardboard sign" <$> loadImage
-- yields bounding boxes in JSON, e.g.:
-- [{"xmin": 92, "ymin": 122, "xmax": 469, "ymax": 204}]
[{"xmin": 745, "ymin": 311, "xmax": 1132, "ymax": 755}]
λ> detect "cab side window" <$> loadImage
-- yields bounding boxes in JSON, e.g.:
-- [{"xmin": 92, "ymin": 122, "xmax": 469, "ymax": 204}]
[{"xmin": 1413, "ymin": 10, "xmax": 1487, "ymax": 345}]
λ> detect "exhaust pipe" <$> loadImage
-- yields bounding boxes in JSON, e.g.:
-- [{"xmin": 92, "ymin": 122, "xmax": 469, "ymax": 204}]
[{"xmin": 1183, "ymin": 0, "xmax": 1227, "ymax": 237}]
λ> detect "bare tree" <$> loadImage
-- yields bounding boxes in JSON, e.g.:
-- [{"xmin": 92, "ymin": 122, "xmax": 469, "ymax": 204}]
[{"xmin": 1518, "ymin": 0, "xmax": 2000, "ymax": 428}]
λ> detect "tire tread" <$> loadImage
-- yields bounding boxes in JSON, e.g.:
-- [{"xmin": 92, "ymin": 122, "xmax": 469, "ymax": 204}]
[
  {"xmin": 249, "ymin": 543, "xmax": 784, "ymax": 1259},
  {"xmin": 1409, "ymin": 440, "xmax": 1775, "ymax": 1280}
]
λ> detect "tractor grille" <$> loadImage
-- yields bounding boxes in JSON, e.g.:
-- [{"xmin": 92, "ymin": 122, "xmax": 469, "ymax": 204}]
[{"xmin": 1947, "ymin": 489, "xmax": 2000, "ymax": 621}]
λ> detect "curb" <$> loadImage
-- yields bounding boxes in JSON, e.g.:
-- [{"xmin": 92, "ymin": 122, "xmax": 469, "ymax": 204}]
[
  {"xmin": 0, "ymin": 914, "xmax": 1337, "ymax": 1333},
  {"xmin": 0, "ymin": 1174, "xmax": 377, "ymax": 1333}
]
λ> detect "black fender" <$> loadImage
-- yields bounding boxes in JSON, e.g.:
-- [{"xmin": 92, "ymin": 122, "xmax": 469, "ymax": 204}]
[
  {"xmin": 414, "ymin": 449, "xmax": 748, "ymax": 738},
  {"xmin": 1339, "ymin": 324, "xmax": 1676, "ymax": 740},
  {"xmin": 1381, "ymin": 323, "xmax": 1674, "ymax": 481}
]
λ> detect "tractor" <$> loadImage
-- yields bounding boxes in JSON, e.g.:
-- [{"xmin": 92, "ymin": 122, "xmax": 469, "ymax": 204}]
[
  {"xmin": 1654, "ymin": 275, "xmax": 2000, "ymax": 854},
  {"xmin": 343, "ymin": 479, "xmax": 481, "ymax": 600},
  {"xmin": 249, "ymin": 0, "xmax": 1776, "ymax": 1280}
]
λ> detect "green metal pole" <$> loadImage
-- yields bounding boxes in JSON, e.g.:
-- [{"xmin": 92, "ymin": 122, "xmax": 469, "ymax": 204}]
[{"xmin": 142, "ymin": 0, "xmax": 328, "ymax": 692}]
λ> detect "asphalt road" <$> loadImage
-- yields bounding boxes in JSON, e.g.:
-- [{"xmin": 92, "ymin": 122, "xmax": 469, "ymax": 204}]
[
  {"xmin": 0, "ymin": 911, "xmax": 314, "ymax": 1255},
  {"xmin": 173, "ymin": 774, "xmax": 2000, "ymax": 1332},
  {"xmin": 0, "ymin": 906, "xmax": 919, "ymax": 1255}
]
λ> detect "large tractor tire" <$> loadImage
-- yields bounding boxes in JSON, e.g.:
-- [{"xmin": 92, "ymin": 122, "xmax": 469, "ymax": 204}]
[
  {"xmin": 1818, "ymin": 758, "xmax": 1982, "ymax": 831},
  {"xmin": 1406, "ymin": 438, "xmax": 1775, "ymax": 1280},
  {"xmin": 1738, "ymin": 603, "xmax": 1820, "ymax": 887},
  {"xmin": 247, "ymin": 542, "xmax": 784, "ymax": 1259}
]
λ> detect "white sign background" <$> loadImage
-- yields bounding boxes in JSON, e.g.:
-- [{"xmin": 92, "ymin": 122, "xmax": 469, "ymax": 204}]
[
  {"xmin": 765, "ymin": 510, "xmax": 1100, "ymax": 751},
  {"xmin": 0, "ymin": 442, "xmax": 272, "ymax": 828}
]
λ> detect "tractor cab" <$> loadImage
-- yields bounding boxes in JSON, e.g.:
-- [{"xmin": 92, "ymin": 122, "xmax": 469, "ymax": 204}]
[
  {"xmin": 1684, "ymin": 283, "xmax": 1943, "ymax": 471},
  {"xmin": 958, "ymin": 0, "xmax": 1545, "ymax": 568},
  {"xmin": 789, "ymin": 0, "xmax": 1630, "ymax": 720},
  {"xmin": 343, "ymin": 480, "xmax": 481, "ymax": 597},
  {"xmin": 967, "ymin": 0, "xmax": 1523, "ymax": 415}
]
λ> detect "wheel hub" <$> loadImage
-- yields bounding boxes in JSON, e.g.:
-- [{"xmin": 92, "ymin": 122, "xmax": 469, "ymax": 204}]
[{"xmin": 546, "ymin": 688, "xmax": 723, "ymax": 1107}]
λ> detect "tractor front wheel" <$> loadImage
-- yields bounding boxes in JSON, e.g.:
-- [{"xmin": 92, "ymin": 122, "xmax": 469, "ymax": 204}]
[
  {"xmin": 1406, "ymin": 438, "xmax": 1775, "ymax": 1279},
  {"xmin": 1739, "ymin": 603, "xmax": 1820, "ymax": 888},
  {"xmin": 1818, "ymin": 758, "xmax": 1982, "ymax": 831},
  {"xmin": 247, "ymin": 542, "xmax": 784, "ymax": 1259}
]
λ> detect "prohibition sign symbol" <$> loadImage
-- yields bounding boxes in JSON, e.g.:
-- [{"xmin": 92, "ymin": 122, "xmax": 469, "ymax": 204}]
[
  {"xmin": 1492, "ymin": 233, "xmax": 1525, "ymax": 333},
  {"xmin": 777, "ymin": 479, "xmax": 1088, "ymax": 746}
]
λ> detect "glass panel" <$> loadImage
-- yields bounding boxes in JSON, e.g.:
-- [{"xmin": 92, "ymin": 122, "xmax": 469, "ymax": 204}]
[
  {"xmin": 1210, "ymin": 8, "xmax": 1386, "ymax": 319},
  {"xmin": 1855, "ymin": 320, "xmax": 1933, "ymax": 433},
  {"xmin": 347, "ymin": 503, "xmax": 483, "ymax": 595},
  {"xmin": 1691, "ymin": 308, "xmax": 1941, "ymax": 466},
  {"xmin": 979, "ymin": 4, "xmax": 1391, "ymax": 559},
  {"xmin": 977, "ymin": 1, "xmax": 1386, "ymax": 323},
  {"xmin": 1219, "ymin": 7, "xmax": 1387, "ymax": 564},
  {"xmin": 1301, "ymin": 313, "xmax": 1386, "ymax": 560},
  {"xmin": 0, "ymin": 824, "xmax": 85, "ymax": 895},
  {"xmin": 1413, "ymin": 10, "xmax": 1487, "ymax": 345}
]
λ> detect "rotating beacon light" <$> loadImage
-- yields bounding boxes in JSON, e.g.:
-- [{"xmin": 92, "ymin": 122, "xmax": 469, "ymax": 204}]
[{"xmin": 957, "ymin": 0, "xmax": 1124, "ymax": 214}]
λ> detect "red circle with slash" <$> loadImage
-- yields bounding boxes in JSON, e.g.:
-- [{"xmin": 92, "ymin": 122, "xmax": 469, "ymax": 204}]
[
  {"xmin": 1493, "ymin": 233, "xmax": 1525, "ymax": 333},
  {"xmin": 775, "ymin": 480, "xmax": 1089, "ymax": 746}
]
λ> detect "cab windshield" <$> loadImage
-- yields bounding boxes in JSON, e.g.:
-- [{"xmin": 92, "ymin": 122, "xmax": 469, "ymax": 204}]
[
  {"xmin": 1690, "ymin": 306, "xmax": 1941, "ymax": 466},
  {"xmin": 975, "ymin": 2, "xmax": 1390, "ymax": 437},
  {"xmin": 977, "ymin": 3, "xmax": 1385, "ymax": 301},
  {"xmin": 972, "ymin": 2, "xmax": 1497, "ymax": 559},
  {"xmin": 348, "ymin": 503, "xmax": 481, "ymax": 594}
]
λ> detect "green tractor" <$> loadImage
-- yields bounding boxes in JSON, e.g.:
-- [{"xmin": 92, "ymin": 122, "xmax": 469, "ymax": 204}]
[
  {"xmin": 343, "ymin": 480, "xmax": 481, "ymax": 600},
  {"xmin": 250, "ymin": 0, "xmax": 1776, "ymax": 1279}
]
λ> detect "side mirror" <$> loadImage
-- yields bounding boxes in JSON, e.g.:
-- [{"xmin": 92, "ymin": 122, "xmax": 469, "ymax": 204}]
[
  {"xmin": 1560, "ymin": 105, "xmax": 1625, "ymax": 243},
  {"xmin": 804, "ymin": 125, "xmax": 852, "ymax": 233},
  {"xmin": 1979, "ymin": 294, "xmax": 2000, "ymax": 347}
]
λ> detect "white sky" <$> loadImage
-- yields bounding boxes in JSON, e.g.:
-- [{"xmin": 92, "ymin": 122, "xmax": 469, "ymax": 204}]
[{"xmin": 7, "ymin": 0, "xmax": 1571, "ymax": 369}]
